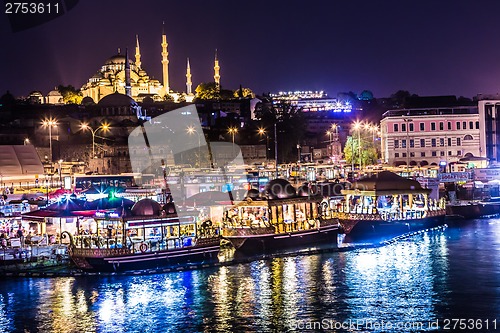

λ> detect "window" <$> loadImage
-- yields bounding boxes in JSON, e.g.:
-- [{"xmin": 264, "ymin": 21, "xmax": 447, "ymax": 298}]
[
  {"xmin": 420, "ymin": 139, "xmax": 425, "ymax": 147},
  {"xmin": 463, "ymin": 121, "xmax": 466, "ymax": 129},
  {"xmin": 440, "ymin": 138, "xmax": 444, "ymax": 146},
  {"xmin": 456, "ymin": 122, "xmax": 461, "ymax": 130},
  {"xmin": 420, "ymin": 123, "xmax": 425, "ymax": 131},
  {"xmin": 457, "ymin": 150, "xmax": 462, "ymax": 156},
  {"xmin": 469, "ymin": 121, "xmax": 473, "ymax": 130},
  {"xmin": 421, "ymin": 152, "xmax": 426, "ymax": 157},
  {"xmin": 394, "ymin": 139, "xmax": 399, "ymax": 148},
  {"xmin": 402, "ymin": 140, "xmax": 407, "ymax": 148},
  {"xmin": 448, "ymin": 138, "xmax": 452, "ymax": 146},
  {"xmin": 410, "ymin": 139, "xmax": 414, "ymax": 148},
  {"xmin": 464, "ymin": 134, "xmax": 473, "ymax": 141},
  {"xmin": 476, "ymin": 121, "xmax": 480, "ymax": 129},
  {"xmin": 394, "ymin": 124, "xmax": 399, "ymax": 132},
  {"xmin": 395, "ymin": 153, "xmax": 399, "ymax": 158},
  {"xmin": 440, "ymin": 151, "xmax": 445, "ymax": 156},
  {"xmin": 402, "ymin": 152, "xmax": 407, "ymax": 158},
  {"xmin": 432, "ymin": 151, "xmax": 437, "ymax": 157},
  {"xmin": 457, "ymin": 138, "xmax": 461, "ymax": 146},
  {"xmin": 447, "ymin": 122, "xmax": 452, "ymax": 130},
  {"xmin": 410, "ymin": 152, "xmax": 415, "ymax": 157},
  {"xmin": 439, "ymin": 122, "xmax": 444, "ymax": 130},
  {"xmin": 401, "ymin": 123, "xmax": 406, "ymax": 132},
  {"xmin": 431, "ymin": 122, "xmax": 436, "ymax": 131},
  {"xmin": 431, "ymin": 138, "xmax": 436, "ymax": 147},
  {"xmin": 448, "ymin": 151, "xmax": 452, "ymax": 156},
  {"xmin": 409, "ymin": 123, "xmax": 414, "ymax": 131}
]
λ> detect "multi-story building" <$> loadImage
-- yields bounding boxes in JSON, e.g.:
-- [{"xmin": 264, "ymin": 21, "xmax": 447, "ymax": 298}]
[
  {"xmin": 380, "ymin": 106, "xmax": 483, "ymax": 167},
  {"xmin": 477, "ymin": 95, "xmax": 500, "ymax": 162}
]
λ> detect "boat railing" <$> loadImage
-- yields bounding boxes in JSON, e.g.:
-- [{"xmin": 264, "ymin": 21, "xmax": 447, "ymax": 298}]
[{"xmin": 70, "ymin": 231, "xmax": 219, "ymax": 256}]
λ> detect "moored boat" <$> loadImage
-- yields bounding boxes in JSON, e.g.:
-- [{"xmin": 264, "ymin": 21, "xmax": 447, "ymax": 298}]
[
  {"xmin": 446, "ymin": 198, "xmax": 500, "ymax": 219},
  {"xmin": 331, "ymin": 171, "xmax": 446, "ymax": 239},
  {"xmin": 63, "ymin": 198, "xmax": 220, "ymax": 272},
  {"xmin": 221, "ymin": 179, "xmax": 339, "ymax": 254}
]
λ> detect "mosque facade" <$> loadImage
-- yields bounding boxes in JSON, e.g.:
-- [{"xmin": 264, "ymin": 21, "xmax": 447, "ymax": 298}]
[{"xmin": 80, "ymin": 27, "xmax": 220, "ymax": 104}]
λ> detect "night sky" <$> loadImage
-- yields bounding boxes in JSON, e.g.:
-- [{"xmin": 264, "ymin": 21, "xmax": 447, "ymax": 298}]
[{"xmin": 2, "ymin": 0, "xmax": 500, "ymax": 99}]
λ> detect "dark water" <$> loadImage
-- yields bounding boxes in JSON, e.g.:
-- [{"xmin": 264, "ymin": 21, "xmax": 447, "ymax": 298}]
[{"xmin": 2, "ymin": 219, "xmax": 500, "ymax": 332}]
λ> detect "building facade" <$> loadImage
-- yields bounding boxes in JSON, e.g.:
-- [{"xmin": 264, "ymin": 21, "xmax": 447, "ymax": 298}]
[
  {"xmin": 380, "ymin": 106, "xmax": 482, "ymax": 167},
  {"xmin": 478, "ymin": 96, "xmax": 500, "ymax": 162}
]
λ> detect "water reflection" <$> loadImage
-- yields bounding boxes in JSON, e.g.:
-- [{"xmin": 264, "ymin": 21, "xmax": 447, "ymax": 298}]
[
  {"xmin": 3, "ymin": 224, "xmax": 500, "ymax": 332},
  {"xmin": 340, "ymin": 232, "xmax": 449, "ymax": 328}
]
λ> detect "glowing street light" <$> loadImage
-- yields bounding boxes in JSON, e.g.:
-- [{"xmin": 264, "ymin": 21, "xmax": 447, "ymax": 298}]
[
  {"xmin": 42, "ymin": 117, "xmax": 58, "ymax": 162},
  {"xmin": 258, "ymin": 127, "xmax": 269, "ymax": 160},
  {"xmin": 80, "ymin": 122, "xmax": 110, "ymax": 159},
  {"xmin": 187, "ymin": 126, "xmax": 202, "ymax": 167},
  {"xmin": 228, "ymin": 127, "xmax": 238, "ymax": 144},
  {"xmin": 228, "ymin": 127, "xmax": 238, "ymax": 159},
  {"xmin": 352, "ymin": 120, "xmax": 362, "ymax": 171}
]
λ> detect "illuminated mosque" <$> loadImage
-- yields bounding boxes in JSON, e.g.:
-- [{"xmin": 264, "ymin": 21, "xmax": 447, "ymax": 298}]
[{"xmin": 81, "ymin": 26, "xmax": 221, "ymax": 104}]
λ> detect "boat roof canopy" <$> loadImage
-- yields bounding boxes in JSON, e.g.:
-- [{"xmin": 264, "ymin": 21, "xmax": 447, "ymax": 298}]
[{"xmin": 343, "ymin": 171, "xmax": 430, "ymax": 195}]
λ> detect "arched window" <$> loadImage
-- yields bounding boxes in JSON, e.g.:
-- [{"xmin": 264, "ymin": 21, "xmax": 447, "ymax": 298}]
[{"xmin": 463, "ymin": 135, "xmax": 473, "ymax": 141}]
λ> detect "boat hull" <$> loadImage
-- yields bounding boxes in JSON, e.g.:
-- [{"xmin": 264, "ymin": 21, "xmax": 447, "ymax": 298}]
[
  {"xmin": 68, "ymin": 239, "xmax": 220, "ymax": 272},
  {"xmin": 338, "ymin": 214, "xmax": 445, "ymax": 239},
  {"xmin": 446, "ymin": 202, "xmax": 500, "ymax": 219},
  {"xmin": 223, "ymin": 224, "xmax": 339, "ymax": 255}
]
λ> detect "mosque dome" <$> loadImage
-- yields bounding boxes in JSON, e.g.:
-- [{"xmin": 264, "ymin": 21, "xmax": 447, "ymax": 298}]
[
  {"xmin": 98, "ymin": 92, "xmax": 137, "ymax": 107},
  {"xmin": 263, "ymin": 179, "xmax": 296, "ymax": 199},
  {"xmin": 131, "ymin": 198, "xmax": 162, "ymax": 216},
  {"xmin": 47, "ymin": 90, "xmax": 62, "ymax": 97},
  {"xmin": 81, "ymin": 96, "xmax": 95, "ymax": 105},
  {"xmin": 104, "ymin": 54, "xmax": 133, "ymax": 65}
]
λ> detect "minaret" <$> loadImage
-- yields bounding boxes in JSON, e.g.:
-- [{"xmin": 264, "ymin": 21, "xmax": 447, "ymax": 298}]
[
  {"xmin": 125, "ymin": 48, "xmax": 132, "ymax": 97},
  {"xmin": 135, "ymin": 34, "xmax": 141, "ymax": 69},
  {"xmin": 186, "ymin": 58, "xmax": 192, "ymax": 95},
  {"xmin": 214, "ymin": 49, "xmax": 220, "ymax": 87},
  {"xmin": 161, "ymin": 22, "xmax": 170, "ymax": 93}
]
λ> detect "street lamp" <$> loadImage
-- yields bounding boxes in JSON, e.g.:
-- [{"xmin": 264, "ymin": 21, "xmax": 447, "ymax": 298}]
[
  {"xmin": 42, "ymin": 117, "xmax": 58, "ymax": 162},
  {"xmin": 353, "ymin": 120, "xmax": 362, "ymax": 171},
  {"xmin": 187, "ymin": 126, "xmax": 202, "ymax": 167},
  {"xmin": 228, "ymin": 127, "xmax": 238, "ymax": 158},
  {"xmin": 331, "ymin": 123, "xmax": 339, "ymax": 141},
  {"xmin": 58, "ymin": 159, "xmax": 63, "ymax": 188},
  {"xmin": 24, "ymin": 138, "xmax": 30, "ymax": 145},
  {"xmin": 80, "ymin": 122, "xmax": 110, "ymax": 159},
  {"xmin": 258, "ymin": 128, "xmax": 269, "ymax": 161}
]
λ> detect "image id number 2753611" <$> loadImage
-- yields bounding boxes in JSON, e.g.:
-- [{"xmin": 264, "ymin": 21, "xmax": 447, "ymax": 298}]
[
  {"xmin": 5, "ymin": 2, "xmax": 59, "ymax": 14},
  {"xmin": 442, "ymin": 319, "xmax": 497, "ymax": 330}
]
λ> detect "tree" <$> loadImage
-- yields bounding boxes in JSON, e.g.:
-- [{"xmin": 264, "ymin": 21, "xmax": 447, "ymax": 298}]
[
  {"xmin": 234, "ymin": 86, "xmax": 254, "ymax": 98},
  {"xmin": 177, "ymin": 94, "xmax": 186, "ymax": 103},
  {"xmin": 195, "ymin": 82, "xmax": 220, "ymax": 100},
  {"xmin": 57, "ymin": 85, "xmax": 83, "ymax": 104},
  {"xmin": 343, "ymin": 136, "xmax": 378, "ymax": 168},
  {"xmin": 254, "ymin": 101, "xmax": 306, "ymax": 163},
  {"xmin": 358, "ymin": 90, "xmax": 374, "ymax": 101},
  {"xmin": 163, "ymin": 94, "xmax": 174, "ymax": 101}
]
